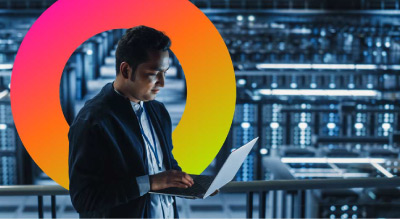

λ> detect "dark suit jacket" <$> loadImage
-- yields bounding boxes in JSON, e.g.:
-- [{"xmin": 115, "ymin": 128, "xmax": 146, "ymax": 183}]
[{"xmin": 68, "ymin": 82, "xmax": 181, "ymax": 218}]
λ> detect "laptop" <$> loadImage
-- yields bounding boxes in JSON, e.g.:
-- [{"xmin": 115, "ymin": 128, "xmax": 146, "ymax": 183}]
[{"xmin": 149, "ymin": 137, "xmax": 259, "ymax": 199}]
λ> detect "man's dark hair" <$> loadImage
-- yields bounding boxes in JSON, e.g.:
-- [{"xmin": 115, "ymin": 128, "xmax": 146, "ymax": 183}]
[{"xmin": 115, "ymin": 25, "xmax": 171, "ymax": 76}]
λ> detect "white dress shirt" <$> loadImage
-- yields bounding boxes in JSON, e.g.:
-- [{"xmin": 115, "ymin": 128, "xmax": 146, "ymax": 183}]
[
  {"xmin": 113, "ymin": 88, "xmax": 174, "ymax": 218},
  {"xmin": 131, "ymin": 101, "xmax": 175, "ymax": 218}
]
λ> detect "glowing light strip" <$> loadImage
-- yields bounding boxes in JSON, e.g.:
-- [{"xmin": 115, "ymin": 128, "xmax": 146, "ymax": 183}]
[
  {"xmin": 0, "ymin": 90, "xmax": 8, "ymax": 99},
  {"xmin": 389, "ymin": 65, "xmax": 400, "ymax": 70},
  {"xmin": 293, "ymin": 172, "xmax": 370, "ymax": 178},
  {"xmin": 312, "ymin": 64, "xmax": 356, "ymax": 70},
  {"xmin": 258, "ymin": 89, "xmax": 379, "ymax": 97},
  {"xmin": 256, "ymin": 64, "xmax": 312, "ymax": 69},
  {"xmin": 0, "ymin": 64, "xmax": 13, "ymax": 70},
  {"xmin": 293, "ymin": 168, "xmax": 339, "ymax": 173},
  {"xmin": 281, "ymin": 157, "xmax": 386, "ymax": 164},
  {"xmin": 356, "ymin": 64, "xmax": 379, "ymax": 70},
  {"xmin": 256, "ymin": 63, "xmax": 380, "ymax": 70},
  {"xmin": 371, "ymin": 163, "xmax": 394, "ymax": 178},
  {"xmin": 327, "ymin": 163, "xmax": 343, "ymax": 175},
  {"xmin": 0, "ymin": 71, "xmax": 11, "ymax": 77}
]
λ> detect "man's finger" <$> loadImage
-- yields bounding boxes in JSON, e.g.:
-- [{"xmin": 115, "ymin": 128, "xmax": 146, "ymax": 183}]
[
  {"xmin": 175, "ymin": 175, "xmax": 192, "ymax": 187},
  {"xmin": 210, "ymin": 189, "xmax": 219, "ymax": 196},
  {"xmin": 180, "ymin": 173, "xmax": 194, "ymax": 185},
  {"xmin": 172, "ymin": 171, "xmax": 193, "ymax": 186},
  {"xmin": 183, "ymin": 173, "xmax": 194, "ymax": 185},
  {"xmin": 170, "ymin": 182, "xmax": 189, "ymax": 189}
]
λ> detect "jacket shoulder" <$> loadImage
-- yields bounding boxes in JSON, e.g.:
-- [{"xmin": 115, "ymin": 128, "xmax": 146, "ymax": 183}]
[
  {"xmin": 149, "ymin": 100, "xmax": 165, "ymax": 108},
  {"xmin": 148, "ymin": 100, "xmax": 169, "ymax": 116},
  {"xmin": 72, "ymin": 94, "xmax": 110, "ymax": 126}
]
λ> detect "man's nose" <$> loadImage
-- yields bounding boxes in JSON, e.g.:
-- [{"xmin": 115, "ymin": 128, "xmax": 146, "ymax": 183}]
[{"xmin": 156, "ymin": 73, "xmax": 165, "ymax": 87}]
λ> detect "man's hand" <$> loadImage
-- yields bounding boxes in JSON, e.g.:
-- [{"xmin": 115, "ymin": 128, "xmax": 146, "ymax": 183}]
[
  {"xmin": 150, "ymin": 170, "xmax": 194, "ymax": 191},
  {"xmin": 210, "ymin": 189, "xmax": 219, "ymax": 197}
]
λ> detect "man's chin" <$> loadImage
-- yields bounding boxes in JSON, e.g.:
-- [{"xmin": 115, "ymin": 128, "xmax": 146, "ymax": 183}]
[{"xmin": 142, "ymin": 95, "xmax": 156, "ymax": 102}]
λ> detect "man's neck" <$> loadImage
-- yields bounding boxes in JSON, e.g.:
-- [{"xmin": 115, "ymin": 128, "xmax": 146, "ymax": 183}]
[{"xmin": 113, "ymin": 80, "xmax": 140, "ymax": 103}]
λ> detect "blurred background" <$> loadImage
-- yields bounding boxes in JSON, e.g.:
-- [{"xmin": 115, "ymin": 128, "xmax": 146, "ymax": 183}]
[{"xmin": 0, "ymin": 0, "xmax": 400, "ymax": 218}]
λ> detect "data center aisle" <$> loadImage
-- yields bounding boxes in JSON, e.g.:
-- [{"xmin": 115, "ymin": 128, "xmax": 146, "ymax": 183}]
[
  {"xmin": 0, "ymin": 19, "xmax": 243, "ymax": 217},
  {"xmin": 0, "ymin": 46, "xmax": 249, "ymax": 218}
]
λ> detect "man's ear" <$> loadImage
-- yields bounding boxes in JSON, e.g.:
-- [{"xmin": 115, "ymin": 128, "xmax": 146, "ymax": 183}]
[{"xmin": 120, "ymin": 62, "xmax": 130, "ymax": 79}]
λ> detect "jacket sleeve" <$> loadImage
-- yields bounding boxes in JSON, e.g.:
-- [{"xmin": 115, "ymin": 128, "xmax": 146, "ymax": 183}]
[{"xmin": 68, "ymin": 118, "xmax": 142, "ymax": 213}]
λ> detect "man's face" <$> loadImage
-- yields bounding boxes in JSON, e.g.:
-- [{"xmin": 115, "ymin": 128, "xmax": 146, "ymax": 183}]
[{"xmin": 126, "ymin": 50, "xmax": 169, "ymax": 102}]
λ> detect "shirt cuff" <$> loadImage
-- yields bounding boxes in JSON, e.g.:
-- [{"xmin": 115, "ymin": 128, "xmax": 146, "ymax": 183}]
[{"xmin": 136, "ymin": 175, "xmax": 150, "ymax": 196}]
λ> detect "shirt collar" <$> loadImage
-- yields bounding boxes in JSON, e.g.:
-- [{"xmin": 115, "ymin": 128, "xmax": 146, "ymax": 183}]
[
  {"xmin": 130, "ymin": 100, "xmax": 144, "ymax": 114},
  {"xmin": 112, "ymin": 82, "xmax": 143, "ymax": 114}
]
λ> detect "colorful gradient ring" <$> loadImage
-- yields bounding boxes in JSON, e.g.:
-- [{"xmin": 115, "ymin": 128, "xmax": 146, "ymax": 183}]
[{"xmin": 11, "ymin": 0, "xmax": 235, "ymax": 189}]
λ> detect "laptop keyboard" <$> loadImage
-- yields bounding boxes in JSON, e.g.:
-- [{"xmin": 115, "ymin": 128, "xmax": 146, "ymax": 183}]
[
  {"xmin": 190, "ymin": 175, "xmax": 215, "ymax": 192},
  {"xmin": 156, "ymin": 175, "xmax": 215, "ymax": 198}
]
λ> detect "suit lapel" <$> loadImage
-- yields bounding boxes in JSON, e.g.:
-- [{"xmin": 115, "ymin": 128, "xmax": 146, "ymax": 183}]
[
  {"xmin": 127, "ymin": 104, "xmax": 149, "ymax": 171},
  {"xmin": 105, "ymin": 82, "xmax": 150, "ymax": 174},
  {"xmin": 109, "ymin": 91, "xmax": 149, "ymax": 172},
  {"xmin": 144, "ymin": 102, "xmax": 172, "ymax": 169}
]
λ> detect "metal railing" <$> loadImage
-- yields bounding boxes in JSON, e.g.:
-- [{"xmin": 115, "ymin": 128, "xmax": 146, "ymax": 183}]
[
  {"xmin": 0, "ymin": 177, "xmax": 400, "ymax": 218},
  {"xmin": 0, "ymin": 185, "xmax": 68, "ymax": 218},
  {"xmin": 221, "ymin": 177, "xmax": 400, "ymax": 218}
]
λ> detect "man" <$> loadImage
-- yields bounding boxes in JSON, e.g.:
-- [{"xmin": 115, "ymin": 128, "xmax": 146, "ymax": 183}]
[{"xmin": 68, "ymin": 26, "xmax": 195, "ymax": 218}]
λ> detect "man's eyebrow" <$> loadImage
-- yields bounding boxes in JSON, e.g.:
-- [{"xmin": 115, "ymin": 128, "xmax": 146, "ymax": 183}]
[
  {"xmin": 157, "ymin": 66, "xmax": 170, "ymax": 71},
  {"xmin": 147, "ymin": 66, "xmax": 170, "ymax": 72}
]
